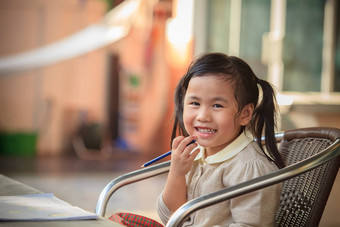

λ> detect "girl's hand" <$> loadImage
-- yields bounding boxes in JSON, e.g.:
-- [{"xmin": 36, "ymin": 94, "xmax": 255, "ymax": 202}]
[
  {"xmin": 162, "ymin": 136, "xmax": 199, "ymax": 212},
  {"xmin": 170, "ymin": 136, "xmax": 199, "ymax": 177}
]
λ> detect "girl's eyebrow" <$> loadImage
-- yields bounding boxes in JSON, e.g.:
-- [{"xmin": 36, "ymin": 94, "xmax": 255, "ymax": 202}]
[
  {"xmin": 211, "ymin": 97, "xmax": 228, "ymax": 103},
  {"xmin": 186, "ymin": 95, "xmax": 200, "ymax": 100},
  {"xmin": 186, "ymin": 95, "xmax": 228, "ymax": 103}
]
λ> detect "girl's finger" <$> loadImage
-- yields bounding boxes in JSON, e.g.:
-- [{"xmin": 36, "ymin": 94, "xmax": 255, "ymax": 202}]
[
  {"xmin": 187, "ymin": 147, "xmax": 200, "ymax": 161},
  {"xmin": 176, "ymin": 136, "xmax": 197, "ymax": 154},
  {"xmin": 172, "ymin": 136, "xmax": 185, "ymax": 150},
  {"xmin": 182, "ymin": 142, "xmax": 198, "ymax": 157}
]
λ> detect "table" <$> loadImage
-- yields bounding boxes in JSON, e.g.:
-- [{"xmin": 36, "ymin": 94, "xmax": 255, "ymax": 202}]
[{"xmin": 0, "ymin": 174, "xmax": 123, "ymax": 226}]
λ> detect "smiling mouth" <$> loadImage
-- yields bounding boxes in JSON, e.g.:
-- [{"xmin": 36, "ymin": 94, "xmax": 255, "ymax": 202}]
[{"xmin": 196, "ymin": 127, "xmax": 217, "ymax": 134}]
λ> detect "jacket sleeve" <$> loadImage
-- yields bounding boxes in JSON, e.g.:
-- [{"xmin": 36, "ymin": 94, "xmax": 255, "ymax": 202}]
[{"xmin": 156, "ymin": 192, "xmax": 173, "ymax": 225}]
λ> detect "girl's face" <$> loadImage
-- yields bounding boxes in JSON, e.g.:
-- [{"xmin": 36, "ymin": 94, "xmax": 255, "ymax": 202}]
[{"xmin": 183, "ymin": 74, "xmax": 253, "ymax": 156}]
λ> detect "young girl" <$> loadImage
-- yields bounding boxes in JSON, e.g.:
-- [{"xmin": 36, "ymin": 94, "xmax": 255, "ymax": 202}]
[{"xmin": 157, "ymin": 53, "xmax": 285, "ymax": 226}]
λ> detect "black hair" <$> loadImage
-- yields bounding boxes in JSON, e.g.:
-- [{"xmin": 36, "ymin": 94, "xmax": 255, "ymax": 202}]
[{"xmin": 171, "ymin": 52, "xmax": 285, "ymax": 169}]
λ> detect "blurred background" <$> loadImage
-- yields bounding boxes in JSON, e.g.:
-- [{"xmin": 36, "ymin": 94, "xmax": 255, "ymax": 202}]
[{"xmin": 0, "ymin": 0, "xmax": 339, "ymax": 226}]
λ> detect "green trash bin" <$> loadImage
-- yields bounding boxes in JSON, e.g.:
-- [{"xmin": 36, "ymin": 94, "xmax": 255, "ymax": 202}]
[{"xmin": 0, "ymin": 132, "xmax": 37, "ymax": 156}]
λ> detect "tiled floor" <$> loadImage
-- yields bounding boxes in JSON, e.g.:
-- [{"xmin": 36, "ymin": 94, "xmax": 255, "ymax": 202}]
[
  {"xmin": 0, "ymin": 153, "xmax": 166, "ymax": 223},
  {"xmin": 1, "ymin": 153, "xmax": 339, "ymax": 226}
]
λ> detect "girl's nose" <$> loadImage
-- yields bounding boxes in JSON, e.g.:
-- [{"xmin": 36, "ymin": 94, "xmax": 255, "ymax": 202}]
[{"xmin": 197, "ymin": 108, "xmax": 211, "ymax": 122}]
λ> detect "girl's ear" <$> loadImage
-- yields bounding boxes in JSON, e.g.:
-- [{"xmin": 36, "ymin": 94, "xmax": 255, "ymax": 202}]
[{"xmin": 239, "ymin": 103, "xmax": 254, "ymax": 126}]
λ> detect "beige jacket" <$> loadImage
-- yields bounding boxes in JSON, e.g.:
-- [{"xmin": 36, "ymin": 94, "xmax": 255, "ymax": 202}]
[{"xmin": 157, "ymin": 132, "xmax": 281, "ymax": 227}]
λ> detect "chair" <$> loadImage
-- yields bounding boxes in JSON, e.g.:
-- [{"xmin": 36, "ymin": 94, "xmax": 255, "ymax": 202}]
[{"xmin": 95, "ymin": 127, "xmax": 340, "ymax": 227}]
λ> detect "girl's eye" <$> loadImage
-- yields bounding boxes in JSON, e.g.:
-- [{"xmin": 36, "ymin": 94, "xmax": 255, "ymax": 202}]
[
  {"xmin": 213, "ymin": 104, "xmax": 223, "ymax": 108},
  {"xmin": 190, "ymin": 102, "xmax": 200, "ymax": 106}
]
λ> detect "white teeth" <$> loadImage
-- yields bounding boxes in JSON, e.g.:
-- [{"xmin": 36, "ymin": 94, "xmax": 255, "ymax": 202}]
[{"xmin": 197, "ymin": 128, "xmax": 216, "ymax": 133}]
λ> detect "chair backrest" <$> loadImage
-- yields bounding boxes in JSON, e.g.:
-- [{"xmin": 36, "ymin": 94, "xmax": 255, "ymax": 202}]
[{"xmin": 275, "ymin": 127, "xmax": 340, "ymax": 227}]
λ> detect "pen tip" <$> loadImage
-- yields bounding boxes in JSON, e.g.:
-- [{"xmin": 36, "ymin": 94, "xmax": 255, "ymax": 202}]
[{"xmin": 140, "ymin": 165, "xmax": 145, "ymax": 168}]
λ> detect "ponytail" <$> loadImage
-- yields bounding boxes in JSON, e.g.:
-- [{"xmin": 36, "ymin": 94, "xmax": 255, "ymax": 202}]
[{"xmin": 252, "ymin": 79, "xmax": 285, "ymax": 169}]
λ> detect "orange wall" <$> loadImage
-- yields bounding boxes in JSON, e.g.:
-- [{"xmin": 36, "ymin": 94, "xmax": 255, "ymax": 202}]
[
  {"xmin": 0, "ymin": 0, "xmax": 195, "ymax": 157},
  {"xmin": 0, "ymin": 0, "xmax": 108, "ymax": 154}
]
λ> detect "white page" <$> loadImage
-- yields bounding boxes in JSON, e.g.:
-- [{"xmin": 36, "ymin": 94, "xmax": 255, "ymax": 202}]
[{"xmin": 0, "ymin": 193, "xmax": 98, "ymax": 221}]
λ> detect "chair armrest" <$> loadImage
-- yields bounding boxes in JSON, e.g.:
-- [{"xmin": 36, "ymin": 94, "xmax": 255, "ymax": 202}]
[
  {"xmin": 94, "ymin": 131, "xmax": 283, "ymax": 217},
  {"xmin": 166, "ymin": 139, "xmax": 340, "ymax": 227},
  {"xmin": 95, "ymin": 160, "xmax": 170, "ymax": 216}
]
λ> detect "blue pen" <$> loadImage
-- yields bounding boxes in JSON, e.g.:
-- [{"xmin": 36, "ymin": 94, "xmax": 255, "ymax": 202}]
[{"xmin": 141, "ymin": 140, "xmax": 196, "ymax": 168}]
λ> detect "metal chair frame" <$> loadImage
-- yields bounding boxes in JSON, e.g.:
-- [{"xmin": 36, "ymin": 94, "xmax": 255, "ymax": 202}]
[{"xmin": 95, "ymin": 127, "xmax": 340, "ymax": 227}]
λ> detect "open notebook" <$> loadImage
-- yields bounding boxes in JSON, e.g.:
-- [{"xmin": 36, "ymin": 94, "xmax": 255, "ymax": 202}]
[{"xmin": 0, "ymin": 193, "xmax": 98, "ymax": 221}]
